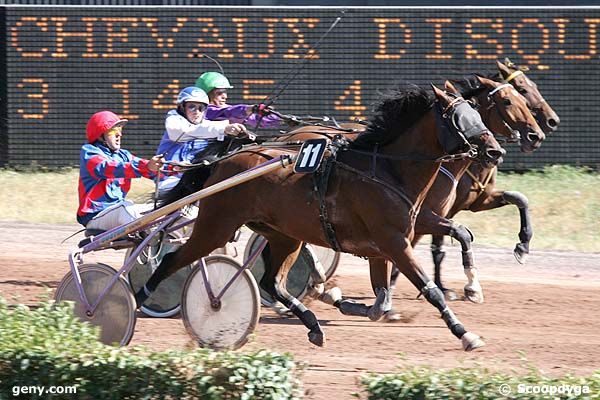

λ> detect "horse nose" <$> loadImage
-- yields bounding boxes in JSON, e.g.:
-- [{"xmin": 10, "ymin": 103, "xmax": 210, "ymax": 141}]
[
  {"xmin": 526, "ymin": 131, "xmax": 544, "ymax": 143},
  {"xmin": 486, "ymin": 148, "xmax": 505, "ymax": 162},
  {"xmin": 546, "ymin": 116, "xmax": 560, "ymax": 131}
]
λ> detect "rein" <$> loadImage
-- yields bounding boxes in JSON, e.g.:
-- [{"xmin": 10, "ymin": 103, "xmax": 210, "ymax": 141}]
[{"xmin": 346, "ymin": 147, "xmax": 476, "ymax": 163}]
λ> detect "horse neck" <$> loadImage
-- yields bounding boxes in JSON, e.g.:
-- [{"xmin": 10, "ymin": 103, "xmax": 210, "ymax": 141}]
[
  {"xmin": 441, "ymin": 158, "xmax": 474, "ymax": 183},
  {"xmin": 380, "ymin": 108, "xmax": 445, "ymax": 204},
  {"xmin": 470, "ymin": 91, "xmax": 495, "ymax": 128},
  {"xmin": 469, "ymin": 161, "xmax": 496, "ymax": 182}
]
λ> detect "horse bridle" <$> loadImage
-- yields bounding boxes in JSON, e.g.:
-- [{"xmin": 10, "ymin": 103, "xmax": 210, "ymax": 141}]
[
  {"xmin": 504, "ymin": 69, "xmax": 549, "ymax": 119},
  {"xmin": 485, "ymin": 83, "xmax": 522, "ymax": 144},
  {"xmin": 436, "ymin": 93, "xmax": 492, "ymax": 163}
]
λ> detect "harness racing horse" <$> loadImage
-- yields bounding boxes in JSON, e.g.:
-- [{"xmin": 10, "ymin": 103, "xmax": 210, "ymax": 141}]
[
  {"xmin": 386, "ymin": 75, "xmax": 547, "ymax": 305},
  {"xmin": 283, "ymin": 75, "xmax": 542, "ymax": 317},
  {"xmin": 136, "ymin": 85, "xmax": 504, "ymax": 350},
  {"xmin": 421, "ymin": 61, "xmax": 560, "ymax": 302}
]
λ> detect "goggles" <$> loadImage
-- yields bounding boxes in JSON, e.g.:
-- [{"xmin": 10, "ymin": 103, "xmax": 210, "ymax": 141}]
[
  {"xmin": 105, "ymin": 126, "xmax": 123, "ymax": 136},
  {"xmin": 185, "ymin": 102, "xmax": 207, "ymax": 113},
  {"xmin": 213, "ymin": 88, "xmax": 228, "ymax": 96}
]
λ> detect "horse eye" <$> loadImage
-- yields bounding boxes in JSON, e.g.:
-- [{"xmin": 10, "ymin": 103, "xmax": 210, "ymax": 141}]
[
  {"xmin": 503, "ymin": 98, "xmax": 512, "ymax": 106},
  {"xmin": 517, "ymin": 88, "xmax": 528, "ymax": 95}
]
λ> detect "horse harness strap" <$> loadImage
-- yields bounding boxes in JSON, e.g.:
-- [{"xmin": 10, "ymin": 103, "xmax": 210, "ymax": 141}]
[
  {"xmin": 466, "ymin": 166, "xmax": 496, "ymax": 195},
  {"xmin": 312, "ymin": 154, "xmax": 343, "ymax": 253},
  {"xmin": 336, "ymin": 161, "xmax": 419, "ymax": 226},
  {"xmin": 312, "ymin": 148, "xmax": 421, "ymax": 250}
]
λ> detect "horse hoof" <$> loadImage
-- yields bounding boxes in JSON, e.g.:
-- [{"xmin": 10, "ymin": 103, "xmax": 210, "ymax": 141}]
[
  {"xmin": 308, "ymin": 331, "xmax": 326, "ymax": 347},
  {"xmin": 443, "ymin": 289, "xmax": 459, "ymax": 302},
  {"xmin": 319, "ymin": 287, "xmax": 342, "ymax": 305},
  {"xmin": 383, "ymin": 309, "xmax": 401, "ymax": 322},
  {"xmin": 464, "ymin": 287, "xmax": 484, "ymax": 304},
  {"xmin": 513, "ymin": 244, "xmax": 529, "ymax": 265},
  {"xmin": 461, "ymin": 331, "xmax": 485, "ymax": 351}
]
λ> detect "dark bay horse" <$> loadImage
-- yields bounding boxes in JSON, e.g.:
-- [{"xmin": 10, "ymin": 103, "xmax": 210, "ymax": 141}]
[
  {"xmin": 302, "ymin": 75, "xmax": 543, "ymax": 317},
  {"xmin": 136, "ymin": 85, "xmax": 504, "ymax": 351},
  {"xmin": 423, "ymin": 61, "xmax": 560, "ymax": 302}
]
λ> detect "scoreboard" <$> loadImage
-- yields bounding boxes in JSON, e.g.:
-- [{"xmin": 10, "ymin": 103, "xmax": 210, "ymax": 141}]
[{"xmin": 1, "ymin": 6, "xmax": 599, "ymax": 169}]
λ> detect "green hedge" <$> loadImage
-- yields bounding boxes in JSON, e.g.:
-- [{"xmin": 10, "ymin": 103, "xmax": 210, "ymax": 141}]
[
  {"xmin": 361, "ymin": 365, "xmax": 600, "ymax": 400},
  {"xmin": 0, "ymin": 298, "xmax": 300, "ymax": 399}
]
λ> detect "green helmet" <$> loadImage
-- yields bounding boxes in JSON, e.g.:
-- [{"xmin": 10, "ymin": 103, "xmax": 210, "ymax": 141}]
[{"xmin": 195, "ymin": 72, "xmax": 233, "ymax": 94}]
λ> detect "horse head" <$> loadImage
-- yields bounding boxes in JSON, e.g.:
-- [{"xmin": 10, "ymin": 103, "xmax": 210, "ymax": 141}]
[
  {"xmin": 474, "ymin": 76, "xmax": 545, "ymax": 153},
  {"xmin": 497, "ymin": 59, "xmax": 560, "ymax": 134},
  {"xmin": 432, "ymin": 85, "xmax": 505, "ymax": 168}
]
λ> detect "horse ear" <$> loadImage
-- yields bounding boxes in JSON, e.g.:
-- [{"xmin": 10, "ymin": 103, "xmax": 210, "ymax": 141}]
[
  {"xmin": 475, "ymin": 75, "xmax": 495, "ymax": 88},
  {"xmin": 496, "ymin": 60, "xmax": 512, "ymax": 79},
  {"xmin": 444, "ymin": 80, "xmax": 459, "ymax": 94},
  {"xmin": 431, "ymin": 84, "xmax": 448, "ymax": 103}
]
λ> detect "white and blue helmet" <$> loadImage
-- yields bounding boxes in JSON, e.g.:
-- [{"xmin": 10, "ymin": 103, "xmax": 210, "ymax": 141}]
[{"xmin": 177, "ymin": 86, "xmax": 209, "ymax": 105}]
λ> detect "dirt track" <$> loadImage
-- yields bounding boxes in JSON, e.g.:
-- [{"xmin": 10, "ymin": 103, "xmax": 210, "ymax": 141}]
[{"xmin": 1, "ymin": 220, "xmax": 599, "ymax": 399}]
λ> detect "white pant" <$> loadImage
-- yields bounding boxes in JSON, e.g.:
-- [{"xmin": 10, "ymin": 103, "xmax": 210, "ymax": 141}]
[
  {"xmin": 86, "ymin": 200, "xmax": 153, "ymax": 231},
  {"xmin": 157, "ymin": 176, "xmax": 180, "ymax": 197}
]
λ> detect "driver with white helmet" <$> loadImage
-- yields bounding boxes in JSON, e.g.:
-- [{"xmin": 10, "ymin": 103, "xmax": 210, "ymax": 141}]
[{"xmin": 156, "ymin": 86, "xmax": 247, "ymax": 192}]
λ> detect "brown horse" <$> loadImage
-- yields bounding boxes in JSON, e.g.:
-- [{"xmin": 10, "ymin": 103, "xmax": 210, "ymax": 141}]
[
  {"xmin": 310, "ymin": 75, "xmax": 543, "ymax": 319},
  {"xmin": 136, "ymin": 85, "xmax": 504, "ymax": 350},
  {"xmin": 422, "ymin": 60, "xmax": 560, "ymax": 302}
]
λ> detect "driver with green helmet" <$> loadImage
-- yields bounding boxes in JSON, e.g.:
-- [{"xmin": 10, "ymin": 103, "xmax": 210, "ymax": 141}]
[{"xmin": 197, "ymin": 71, "xmax": 283, "ymax": 129}]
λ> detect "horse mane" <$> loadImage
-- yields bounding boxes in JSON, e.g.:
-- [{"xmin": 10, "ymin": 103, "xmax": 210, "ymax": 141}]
[
  {"xmin": 449, "ymin": 74, "xmax": 488, "ymax": 98},
  {"xmin": 449, "ymin": 70, "xmax": 505, "ymax": 99},
  {"xmin": 351, "ymin": 83, "xmax": 434, "ymax": 149}
]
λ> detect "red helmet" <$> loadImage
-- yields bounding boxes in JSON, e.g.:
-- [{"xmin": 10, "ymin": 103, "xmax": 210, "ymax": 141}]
[{"xmin": 86, "ymin": 111, "xmax": 128, "ymax": 143}]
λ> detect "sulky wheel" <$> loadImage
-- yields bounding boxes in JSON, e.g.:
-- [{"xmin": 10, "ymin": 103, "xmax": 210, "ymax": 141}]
[
  {"xmin": 127, "ymin": 233, "xmax": 194, "ymax": 318},
  {"xmin": 181, "ymin": 255, "xmax": 260, "ymax": 350},
  {"xmin": 54, "ymin": 263, "xmax": 136, "ymax": 346},
  {"xmin": 244, "ymin": 232, "xmax": 314, "ymax": 307}
]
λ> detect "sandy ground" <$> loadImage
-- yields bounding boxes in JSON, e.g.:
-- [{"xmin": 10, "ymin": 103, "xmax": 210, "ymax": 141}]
[{"xmin": 1, "ymin": 220, "xmax": 599, "ymax": 399}]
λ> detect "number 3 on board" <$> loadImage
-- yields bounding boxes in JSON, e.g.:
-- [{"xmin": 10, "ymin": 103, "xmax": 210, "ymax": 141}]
[{"xmin": 293, "ymin": 139, "xmax": 328, "ymax": 174}]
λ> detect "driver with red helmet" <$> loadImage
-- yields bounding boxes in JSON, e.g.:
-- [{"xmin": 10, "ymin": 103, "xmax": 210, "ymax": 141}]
[{"xmin": 77, "ymin": 110, "xmax": 164, "ymax": 230}]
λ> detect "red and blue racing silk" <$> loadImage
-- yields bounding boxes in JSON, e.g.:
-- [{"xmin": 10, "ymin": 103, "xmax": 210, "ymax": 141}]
[{"xmin": 77, "ymin": 142, "xmax": 155, "ymax": 226}]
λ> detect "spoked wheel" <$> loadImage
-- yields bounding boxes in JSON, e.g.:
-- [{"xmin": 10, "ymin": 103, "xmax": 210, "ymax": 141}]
[
  {"xmin": 310, "ymin": 245, "xmax": 341, "ymax": 280},
  {"xmin": 244, "ymin": 232, "xmax": 314, "ymax": 307},
  {"xmin": 181, "ymin": 255, "xmax": 260, "ymax": 350},
  {"xmin": 54, "ymin": 263, "xmax": 136, "ymax": 346},
  {"xmin": 127, "ymin": 233, "xmax": 194, "ymax": 318}
]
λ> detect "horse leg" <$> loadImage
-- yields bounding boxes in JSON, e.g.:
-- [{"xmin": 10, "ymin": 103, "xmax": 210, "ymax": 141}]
[
  {"xmin": 415, "ymin": 210, "xmax": 467, "ymax": 302},
  {"xmin": 134, "ymin": 215, "xmax": 240, "ymax": 307},
  {"xmin": 261, "ymin": 233, "xmax": 326, "ymax": 347},
  {"xmin": 390, "ymin": 239, "xmax": 484, "ymax": 351},
  {"xmin": 469, "ymin": 189, "xmax": 532, "ymax": 264},
  {"xmin": 369, "ymin": 258, "xmax": 401, "ymax": 322},
  {"xmin": 322, "ymin": 257, "xmax": 391, "ymax": 322},
  {"xmin": 503, "ymin": 191, "xmax": 532, "ymax": 264},
  {"xmin": 303, "ymin": 244, "xmax": 327, "ymax": 298},
  {"xmin": 430, "ymin": 235, "xmax": 458, "ymax": 301},
  {"xmin": 447, "ymin": 221, "xmax": 485, "ymax": 304}
]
